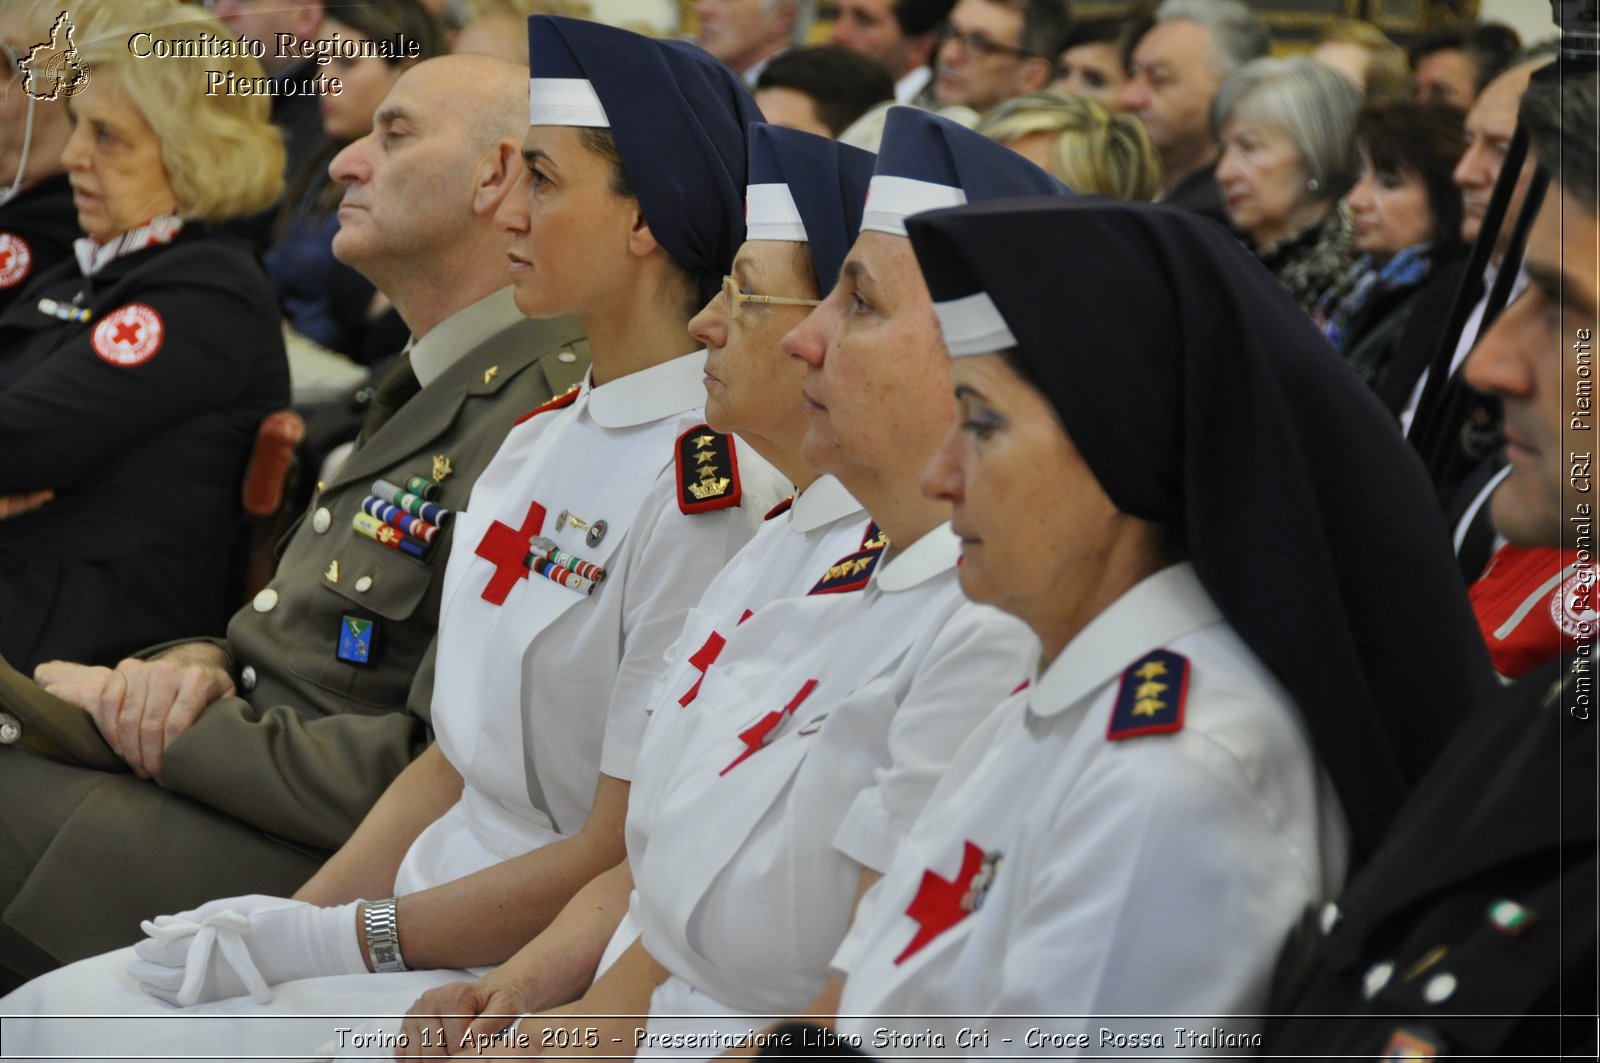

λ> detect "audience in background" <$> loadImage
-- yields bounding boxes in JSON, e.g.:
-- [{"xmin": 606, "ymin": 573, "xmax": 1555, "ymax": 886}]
[
  {"xmin": 932, "ymin": 0, "xmax": 1067, "ymax": 114},
  {"xmin": 1409, "ymin": 22, "xmax": 1521, "ymax": 108},
  {"xmin": 755, "ymin": 45, "xmax": 897, "ymax": 137},
  {"xmin": 1120, "ymin": 0, "xmax": 1268, "ymax": 226},
  {"xmin": 978, "ymin": 89, "xmax": 1160, "ymax": 197},
  {"xmin": 1213, "ymin": 55, "xmax": 1360, "ymax": 313},
  {"xmin": 455, "ymin": 0, "xmax": 594, "ymax": 64},
  {"xmin": 696, "ymin": 0, "xmax": 813, "ymax": 86},
  {"xmin": 1053, "ymin": 12, "xmax": 1149, "ymax": 110},
  {"xmin": 828, "ymin": 0, "xmax": 953, "ymax": 105},
  {"xmin": 1315, "ymin": 102, "xmax": 1467, "ymax": 413},
  {"xmin": 1310, "ymin": 18, "xmax": 1410, "ymax": 105},
  {"xmin": 265, "ymin": 0, "xmax": 445, "ymax": 361},
  {"xmin": 211, "ymin": 0, "xmax": 327, "ymax": 183}
]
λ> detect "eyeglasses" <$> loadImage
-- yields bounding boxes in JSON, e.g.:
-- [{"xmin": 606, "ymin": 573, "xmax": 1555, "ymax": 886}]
[
  {"xmin": 722, "ymin": 275, "xmax": 822, "ymax": 319},
  {"xmin": 936, "ymin": 22, "xmax": 1039, "ymax": 61}
]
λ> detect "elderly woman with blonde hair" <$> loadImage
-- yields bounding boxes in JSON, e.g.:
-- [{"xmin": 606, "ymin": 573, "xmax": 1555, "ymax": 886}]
[
  {"xmin": 0, "ymin": 0, "xmax": 289, "ymax": 673},
  {"xmin": 978, "ymin": 88, "xmax": 1161, "ymax": 198}
]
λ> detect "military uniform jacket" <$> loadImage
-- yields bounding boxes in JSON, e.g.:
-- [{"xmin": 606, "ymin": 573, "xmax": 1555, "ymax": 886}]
[
  {"xmin": 159, "ymin": 297, "xmax": 591, "ymax": 849},
  {"xmin": 625, "ymin": 526, "xmax": 1037, "ymax": 1046},
  {"xmin": 1265, "ymin": 650, "xmax": 1598, "ymax": 1060},
  {"xmin": 0, "ymin": 225, "xmax": 287, "ymax": 670},
  {"xmin": 0, "ymin": 173, "xmax": 77, "ymax": 318},
  {"xmin": 832, "ymin": 563, "xmax": 1351, "ymax": 1057}
]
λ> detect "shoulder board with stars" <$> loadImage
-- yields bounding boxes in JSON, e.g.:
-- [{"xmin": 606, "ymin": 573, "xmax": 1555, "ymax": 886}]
[
  {"xmin": 675, "ymin": 424, "xmax": 743, "ymax": 515},
  {"xmin": 808, "ymin": 522, "xmax": 888, "ymax": 595},
  {"xmin": 1106, "ymin": 648, "xmax": 1189, "ymax": 741},
  {"xmin": 513, "ymin": 384, "xmax": 581, "ymax": 427}
]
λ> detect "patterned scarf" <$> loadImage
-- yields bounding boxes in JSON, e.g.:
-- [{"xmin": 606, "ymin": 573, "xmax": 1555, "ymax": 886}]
[
  {"xmin": 73, "ymin": 213, "xmax": 184, "ymax": 277},
  {"xmin": 1312, "ymin": 244, "xmax": 1433, "ymax": 353}
]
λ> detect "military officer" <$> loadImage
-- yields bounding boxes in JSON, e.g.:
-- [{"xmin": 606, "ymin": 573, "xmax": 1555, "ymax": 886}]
[{"xmin": 0, "ymin": 55, "xmax": 590, "ymax": 986}]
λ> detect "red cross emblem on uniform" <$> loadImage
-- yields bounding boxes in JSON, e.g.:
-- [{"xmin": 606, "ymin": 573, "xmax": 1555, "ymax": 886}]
[
  {"xmin": 91, "ymin": 303, "xmax": 164, "ymax": 367},
  {"xmin": 895, "ymin": 840, "xmax": 990, "ymax": 964},
  {"xmin": 720, "ymin": 678, "xmax": 817, "ymax": 775},
  {"xmin": 0, "ymin": 233, "xmax": 30, "ymax": 288},
  {"xmin": 678, "ymin": 609, "xmax": 752, "ymax": 707},
  {"xmin": 474, "ymin": 500, "xmax": 546, "ymax": 605}
]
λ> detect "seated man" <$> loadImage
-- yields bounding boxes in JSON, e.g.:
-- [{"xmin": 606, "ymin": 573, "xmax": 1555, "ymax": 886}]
[{"xmin": 0, "ymin": 54, "xmax": 589, "ymax": 988}]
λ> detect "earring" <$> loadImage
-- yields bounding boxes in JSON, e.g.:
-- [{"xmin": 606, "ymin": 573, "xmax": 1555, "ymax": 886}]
[{"xmin": 1306, "ymin": 177, "xmax": 1320, "ymax": 193}]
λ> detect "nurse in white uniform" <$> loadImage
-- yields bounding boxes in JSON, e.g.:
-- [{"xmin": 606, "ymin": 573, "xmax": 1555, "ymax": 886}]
[
  {"xmin": 398, "ymin": 110, "xmax": 1062, "ymax": 1060},
  {"xmin": 787, "ymin": 198, "xmax": 1488, "ymax": 1056},
  {"xmin": 0, "ymin": 18, "xmax": 788, "ymax": 1060}
]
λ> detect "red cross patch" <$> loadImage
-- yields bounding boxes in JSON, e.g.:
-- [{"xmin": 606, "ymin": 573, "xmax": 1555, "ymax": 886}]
[
  {"xmin": 0, "ymin": 233, "xmax": 32, "ymax": 288},
  {"xmin": 895, "ymin": 840, "xmax": 994, "ymax": 964},
  {"xmin": 474, "ymin": 499, "xmax": 546, "ymax": 605},
  {"xmin": 91, "ymin": 303, "xmax": 164, "ymax": 367}
]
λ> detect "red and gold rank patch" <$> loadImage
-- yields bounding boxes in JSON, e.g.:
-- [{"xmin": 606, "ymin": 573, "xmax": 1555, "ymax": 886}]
[
  {"xmin": 0, "ymin": 232, "xmax": 32, "ymax": 288},
  {"xmin": 92, "ymin": 303, "xmax": 165, "ymax": 367}
]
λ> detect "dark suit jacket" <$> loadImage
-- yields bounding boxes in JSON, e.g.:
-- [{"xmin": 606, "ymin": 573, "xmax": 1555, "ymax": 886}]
[
  {"xmin": 1265, "ymin": 650, "xmax": 1598, "ymax": 1058},
  {"xmin": 0, "ymin": 308, "xmax": 590, "ymax": 968}
]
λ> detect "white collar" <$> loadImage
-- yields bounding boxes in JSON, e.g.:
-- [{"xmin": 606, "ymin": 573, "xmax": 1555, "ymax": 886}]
[
  {"xmin": 789, "ymin": 474, "xmax": 863, "ymax": 533},
  {"xmin": 873, "ymin": 522, "xmax": 959, "ymax": 592},
  {"xmin": 409, "ymin": 287, "xmax": 526, "ymax": 388},
  {"xmin": 587, "ymin": 349, "xmax": 708, "ymax": 429},
  {"xmin": 894, "ymin": 65, "xmax": 932, "ymax": 103},
  {"xmin": 1029, "ymin": 561, "xmax": 1221, "ymax": 718},
  {"xmin": 73, "ymin": 213, "xmax": 183, "ymax": 276}
]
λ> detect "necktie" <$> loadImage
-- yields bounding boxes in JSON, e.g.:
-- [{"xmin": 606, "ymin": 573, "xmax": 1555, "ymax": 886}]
[{"xmin": 357, "ymin": 354, "xmax": 421, "ymax": 445}]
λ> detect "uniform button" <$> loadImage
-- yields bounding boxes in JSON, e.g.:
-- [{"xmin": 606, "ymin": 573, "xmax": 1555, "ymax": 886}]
[
  {"xmin": 557, "ymin": 350, "xmax": 577, "ymax": 363},
  {"xmin": 1361, "ymin": 960, "xmax": 1394, "ymax": 1000},
  {"xmin": 355, "ymin": 576, "xmax": 373, "ymax": 593},
  {"xmin": 1319, "ymin": 902, "xmax": 1341, "ymax": 935},
  {"xmin": 1423, "ymin": 972, "xmax": 1457, "ymax": 1004},
  {"xmin": 252, "ymin": 588, "xmax": 279, "ymax": 613},
  {"xmin": 312, "ymin": 507, "xmax": 332, "ymax": 534},
  {"xmin": 239, "ymin": 665, "xmax": 257, "ymax": 692},
  {"xmin": 0, "ymin": 712, "xmax": 20, "ymax": 745}
]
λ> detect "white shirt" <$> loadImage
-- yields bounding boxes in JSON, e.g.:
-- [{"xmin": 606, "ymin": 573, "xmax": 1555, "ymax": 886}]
[
  {"xmin": 895, "ymin": 65, "xmax": 932, "ymax": 104},
  {"xmin": 833, "ymin": 563, "xmax": 1349, "ymax": 1057},
  {"xmin": 1400, "ymin": 262, "xmax": 1527, "ymax": 435},
  {"xmin": 620, "ymin": 526, "xmax": 1038, "ymax": 1054}
]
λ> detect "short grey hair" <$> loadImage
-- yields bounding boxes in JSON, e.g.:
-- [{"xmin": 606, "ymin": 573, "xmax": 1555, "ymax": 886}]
[
  {"xmin": 1211, "ymin": 55, "xmax": 1362, "ymax": 201},
  {"xmin": 1154, "ymin": 0, "xmax": 1268, "ymax": 81}
]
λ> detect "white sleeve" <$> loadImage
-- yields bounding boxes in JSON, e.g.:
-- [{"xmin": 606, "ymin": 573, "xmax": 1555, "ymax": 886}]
[{"xmin": 832, "ymin": 605, "xmax": 1035, "ymax": 873}]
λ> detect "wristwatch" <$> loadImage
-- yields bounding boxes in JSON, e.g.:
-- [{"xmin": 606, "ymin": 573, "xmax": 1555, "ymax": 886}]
[{"xmin": 362, "ymin": 897, "xmax": 408, "ymax": 973}]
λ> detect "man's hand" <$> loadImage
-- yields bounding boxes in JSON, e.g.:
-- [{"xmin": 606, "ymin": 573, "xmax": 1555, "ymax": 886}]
[
  {"xmin": 33, "ymin": 660, "xmax": 116, "ymax": 715},
  {"xmin": 399, "ymin": 975, "xmax": 534, "ymax": 1058},
  {"xmin": 0, "ymin": 490, "xmax": 53, "ymax": 521},
  {"xmin": 43, "ymin": 644, "xmax": 235, "ymax": 780}
]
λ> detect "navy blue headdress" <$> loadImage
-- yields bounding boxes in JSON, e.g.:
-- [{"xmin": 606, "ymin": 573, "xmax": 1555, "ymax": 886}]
[{"xmin": 744, "ymin": 124, "xmax": 875, "ymax": 295}]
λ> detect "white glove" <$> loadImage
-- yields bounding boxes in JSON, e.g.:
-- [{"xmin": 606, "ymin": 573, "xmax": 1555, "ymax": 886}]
[{"xmin": 127, "ymin": 895, "xmax": 366, "ymax": 1006}]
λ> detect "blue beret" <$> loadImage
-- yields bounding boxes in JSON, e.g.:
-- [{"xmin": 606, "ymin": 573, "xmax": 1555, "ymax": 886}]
[
  {"xmin": 744, "ymin": 124, "xmax": 876, "ymax": 295},
  {"xmin": 527, "ymin": 16, "xmax": 763, "ymax": 302},
  {"xmin": 861, "ymin": 106, "xmax": 1070, "ymax": 237}
]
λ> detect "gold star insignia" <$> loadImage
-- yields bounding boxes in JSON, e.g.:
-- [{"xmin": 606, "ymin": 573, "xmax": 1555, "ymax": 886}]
[
  {"xmin": 1132, "ymin": 698, "xmax": 1165, "ymax": 717},
  {"xmin": 483, "ymin": 365, "xmax": 499, "ymax": 384},
  {"xmin": 694, "ymin": 434, "xmax": 716, "ymax": 449},
  {"xmin": 1134, "ymin": 661, "xmax": 1168, "ymax": 680},
  {"xmin": 1135, "ymin": 681, "xmax": 1168, "ymax": 699},
  {"xmin": 695, "ymin": 451, "xmax": 716, "ymax": 465}
]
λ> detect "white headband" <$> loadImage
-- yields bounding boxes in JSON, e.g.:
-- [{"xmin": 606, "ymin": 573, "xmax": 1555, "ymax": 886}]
[
  {"xmin": 933, "ymin": 292, "xmax": 1017, "ymax": 357},
  {"xmin": 528, "ymin": 77, "xmax": 610, "ymax": 127},
  {"xmin": 859, "ymin": 175, "xmax": 966, "ymax": 237}
]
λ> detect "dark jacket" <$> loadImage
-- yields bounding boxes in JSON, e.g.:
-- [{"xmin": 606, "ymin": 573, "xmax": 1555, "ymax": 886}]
[
  {"xmin": 0, "ymin": 173, "xmax": 79, "ymax": 318},
  {"xmin": 0, "ymin": 225, "xmax": 288, "ymax": 670}
]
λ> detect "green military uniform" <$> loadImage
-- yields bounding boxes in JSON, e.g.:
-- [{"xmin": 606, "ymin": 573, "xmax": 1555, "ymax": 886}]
[{"xmin": 0, "ymin": 291, "xmax": 589, "ymax": 983}]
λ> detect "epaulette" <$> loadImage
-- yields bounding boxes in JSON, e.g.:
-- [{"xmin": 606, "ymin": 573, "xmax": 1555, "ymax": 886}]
[
  {"xmin": 675, "ymin": 424, "xmax": 743, "ymax": 514},
  {"xmin": 764, "ymin": 496, "xmax": 795, "ymax": 521},
  {"xmin": 1106, "ymin": 648, "xmax": 1189, "ymax": 741},
  {"xmin": 808, "ymin": 522, "xmax": 888, "ymax": 595},
  {"xmin": 513, "ymin": 384, "xmax": 581, "ymax": 426}
]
